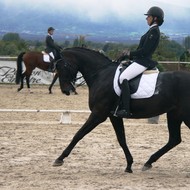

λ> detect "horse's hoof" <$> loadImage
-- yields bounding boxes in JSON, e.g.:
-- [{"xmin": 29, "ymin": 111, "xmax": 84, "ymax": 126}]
[
  {"xmin": 125, "ymin": 167, "xmax": 133, "ymax": 173},
  {"xmin": 48, "ymin": 89, "xmax": 52, "ymax": 94},
  {"xmin": 142, "ymin": 163, "xmax": 152, "ymax": 171},
  {"xmin": 52, "ymin": 159, "xmax": 64, "ymax": 167}
]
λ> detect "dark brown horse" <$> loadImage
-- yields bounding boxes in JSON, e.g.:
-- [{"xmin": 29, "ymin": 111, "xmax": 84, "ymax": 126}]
[
  {"xmin": 53, "ymin": 47, "xmax": 190, "ymax": 173},
  {"xmin": 15, "ymin": 51, "xmax": 59, "ymax": 93}
]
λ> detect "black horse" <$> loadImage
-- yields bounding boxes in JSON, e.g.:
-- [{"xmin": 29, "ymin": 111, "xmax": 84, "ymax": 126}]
[{"xmin": 53, "ymin": 47, "xmax": 190, "ymax": 173}]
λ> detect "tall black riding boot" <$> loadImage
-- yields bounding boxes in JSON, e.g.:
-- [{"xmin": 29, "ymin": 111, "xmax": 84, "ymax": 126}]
[
  {"xmin": 116, "ymin": 79, "xmax": 131, "ymax": 118},
  {"xmin": 48, "ymin": 59, "xmax": 55, "ymax": 72}
]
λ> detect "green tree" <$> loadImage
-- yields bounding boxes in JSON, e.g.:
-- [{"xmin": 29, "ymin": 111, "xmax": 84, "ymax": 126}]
[
  {"xmin": 183, "ymin": 36, "xmax": 190, "ymax": 49},
  {"xmin": 0, "ymin": 41, "xmax": 18, "ymax": 56},
  {"xmin": 73, "ymin": 38, "xmax": 79, "ymax": 47},
  {"xmin": 153, "ymin": 33, "xmax": 183, "ymax": 61},
  {"xmin": 0, "ymin": 33, "xmax": 29, "ymax": 56},
  {"xmin": 63, "ymin": 40, "xmax": 70, "ymax": 48},
  {"xmin": 2, "ymin": 33, "xmax": 21, "ymax": 42}
]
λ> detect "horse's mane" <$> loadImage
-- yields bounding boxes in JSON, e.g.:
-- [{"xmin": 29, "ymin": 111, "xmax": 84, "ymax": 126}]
[{"xmin": 63, "ymin": 47, "xmax": 112, "ymax": 62}]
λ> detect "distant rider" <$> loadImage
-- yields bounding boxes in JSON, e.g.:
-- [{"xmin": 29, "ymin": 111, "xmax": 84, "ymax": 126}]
[{"xmin": 45, "ymin": 27, "xmax": 62, "ymax": 72}]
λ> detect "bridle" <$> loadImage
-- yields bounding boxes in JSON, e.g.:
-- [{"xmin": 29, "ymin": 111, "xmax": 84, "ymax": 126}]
[{"xmin": 57, "ymin": 58, "xmax": 78, "ymax": 84}]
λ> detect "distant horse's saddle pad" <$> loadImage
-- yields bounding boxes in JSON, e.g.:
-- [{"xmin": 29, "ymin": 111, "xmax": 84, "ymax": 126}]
[
  {"xmin": 42, "ymin": 51, "xmax": 51, "ymax": 62},
  {"xmin": 113, "ymin": 65, "xmax": 159, "ymax": 99}
]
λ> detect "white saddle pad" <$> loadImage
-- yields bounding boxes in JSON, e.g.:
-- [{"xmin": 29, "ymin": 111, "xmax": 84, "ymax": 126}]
[
  {"xmin": 113, "ymin": 65, "xmax": 159, "ymax": 99},
  {"xmin": 41, "ymin": 51, "xmax": 51, "ymax": 62},
  {"xmin": 43, "ymin": 54, "xmax": 51, "ymax": 62}
]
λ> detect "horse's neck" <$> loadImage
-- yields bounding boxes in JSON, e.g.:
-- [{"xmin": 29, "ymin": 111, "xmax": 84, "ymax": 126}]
[
  {"xmin": 65, "ymin": 48, "xmax": 114, "ymax": 86},
  {"xmin": 78, "ymin": 60, "xmax": 116, "ymax": 88}
]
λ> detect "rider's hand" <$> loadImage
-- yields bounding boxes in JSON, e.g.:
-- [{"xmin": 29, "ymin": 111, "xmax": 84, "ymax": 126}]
[
  {"xmin": 122, "ymin": 49, "xmax": 130, "ymax": 57},
  {"xmin": 116, "ymin": 49, "xmax": 130, "ymax": 62},
  {"xmin": 116, "ymin": 55, "xmax": 126, "ymax": 63}
]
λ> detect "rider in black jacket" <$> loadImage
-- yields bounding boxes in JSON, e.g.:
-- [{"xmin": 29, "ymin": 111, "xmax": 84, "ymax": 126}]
[
  {"xmin": 115, "ymin": 6, "xmax": 164, "ymax": 118},
  {"xmin": 45, "ymin": 27, "xmax": 62, "ymax": 71}
]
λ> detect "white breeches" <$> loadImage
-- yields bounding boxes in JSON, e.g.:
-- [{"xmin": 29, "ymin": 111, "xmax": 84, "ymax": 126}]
[
  {"xmin": 49, "ymin": 52, "xmax": 55, "ymax": 59},
  {"xmin": 119, "ymin": 62, "xmax": 147, "ymax": 84}
]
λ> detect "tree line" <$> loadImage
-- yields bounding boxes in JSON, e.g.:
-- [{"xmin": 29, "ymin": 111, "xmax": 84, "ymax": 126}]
[{"xmin": 0, "ymin": 32, "xmax": 190, "ymax": 63}]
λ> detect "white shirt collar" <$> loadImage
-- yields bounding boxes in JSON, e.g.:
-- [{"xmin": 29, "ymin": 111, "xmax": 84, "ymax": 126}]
[
  {"xmin": 48, "ymin": 33, "xmax": 53, "ymax": 39},
  {"xmin": 150, "ymin": 23, "xmax": 158, "ymax": 28}
]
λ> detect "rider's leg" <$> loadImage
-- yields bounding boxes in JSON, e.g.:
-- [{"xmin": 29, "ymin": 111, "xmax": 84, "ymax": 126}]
[
  {"xmin": 48, "ymin": 52, "xmax": 55, "ymax": 72},
  {"xmin": 116, "ymin": 62, "xmax": 147, "ymax": 118},
  {"xmin": 119, "ymin": 62, "xmax": 147, "ymax": 82},
  {"xmin": 116, "ymin": 79, "xmax": 131, "ymax": 117}
]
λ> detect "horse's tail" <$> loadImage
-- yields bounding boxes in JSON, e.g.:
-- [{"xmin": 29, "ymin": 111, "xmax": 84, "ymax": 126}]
[{"xmin": 15, "ymin": 52, "xmax": 25, "ymax": 84}]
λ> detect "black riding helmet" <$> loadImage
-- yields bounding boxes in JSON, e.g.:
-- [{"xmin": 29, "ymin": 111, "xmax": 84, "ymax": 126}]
[
  {"xmin": 144, "ymin": 6, "xmax": 164, "ymax": 26},
  {"xmin": 48, "ymin": 27, "xmax": 55, "ymax": 32}
]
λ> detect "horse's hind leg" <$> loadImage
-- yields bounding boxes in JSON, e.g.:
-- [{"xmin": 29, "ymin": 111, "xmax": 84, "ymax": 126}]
[
  {"xmin": 25, "ymin": 75, "xmax": 31, "ymax": 92},
  {"xmin": 182, "ymin": 111, "xmax": 190, "ymax": 129},
  {"xmin": 143, "ymin": 109, "xmax": 182, "ymax": 171},
  {"xmin": 109, "ymin": 116, "xmax": 133, "ymax": 173},
  {"xmin": 17, "ymin": 73, "xmax": 25, "ymax": 92}
]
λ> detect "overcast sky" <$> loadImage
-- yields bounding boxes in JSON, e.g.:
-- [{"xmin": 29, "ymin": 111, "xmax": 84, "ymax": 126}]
[{"xmin": 2, "ymin": 0, "xmax": 190, "ymax": 23}]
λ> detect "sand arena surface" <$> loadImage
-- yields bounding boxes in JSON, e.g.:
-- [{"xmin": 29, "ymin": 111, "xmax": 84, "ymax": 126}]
[{"xmin": 0, "ymin": 84, "xmax": 190, "ymax": 190}]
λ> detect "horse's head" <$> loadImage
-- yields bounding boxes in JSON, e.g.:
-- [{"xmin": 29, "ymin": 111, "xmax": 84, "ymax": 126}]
[{"xmin": 56, "ymin": 59, "xmax": 78, "ymax": 96}]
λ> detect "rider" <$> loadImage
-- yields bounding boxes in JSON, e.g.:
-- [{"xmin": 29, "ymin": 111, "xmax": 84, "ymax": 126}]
[
  {"xmin": 115, "ymin": 6, "xmax": 164, "ymax": 118},
  {"xmin": 45, "ymin": 27, "xmax": 62, "ymax": 71}
]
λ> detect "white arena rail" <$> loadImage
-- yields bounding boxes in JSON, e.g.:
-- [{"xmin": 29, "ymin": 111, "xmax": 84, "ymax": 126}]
[{"xmin": 0, "ymin": 109, "xmax": 90, "ymax": 124}]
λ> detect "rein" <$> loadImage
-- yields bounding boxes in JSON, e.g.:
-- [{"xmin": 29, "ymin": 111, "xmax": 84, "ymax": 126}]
[{"xmin": 75, "ymin": 75, "xmax": 86, "ymax": 87}]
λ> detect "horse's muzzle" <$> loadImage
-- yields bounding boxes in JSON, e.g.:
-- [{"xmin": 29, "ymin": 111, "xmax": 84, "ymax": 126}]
[
  {"xmin": 63, "ymin": 90, "xmax": 70, "ymax": 96},
  {"xmin": 61, "ymin": 83, "xmax": 76, "ymax": 96}
]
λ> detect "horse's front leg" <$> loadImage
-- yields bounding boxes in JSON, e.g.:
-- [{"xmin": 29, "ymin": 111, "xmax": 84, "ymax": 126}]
[
  {"xmin": 109, "ymin": 116, "xmax": 133, "ymax": 173},
  {"xmin": 53, "ymin": 112, "xmax": 106, "ymax": 166},
  {"xmin": 49, "ymin": 73, "xmax": 58, "ymax": 94}
]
